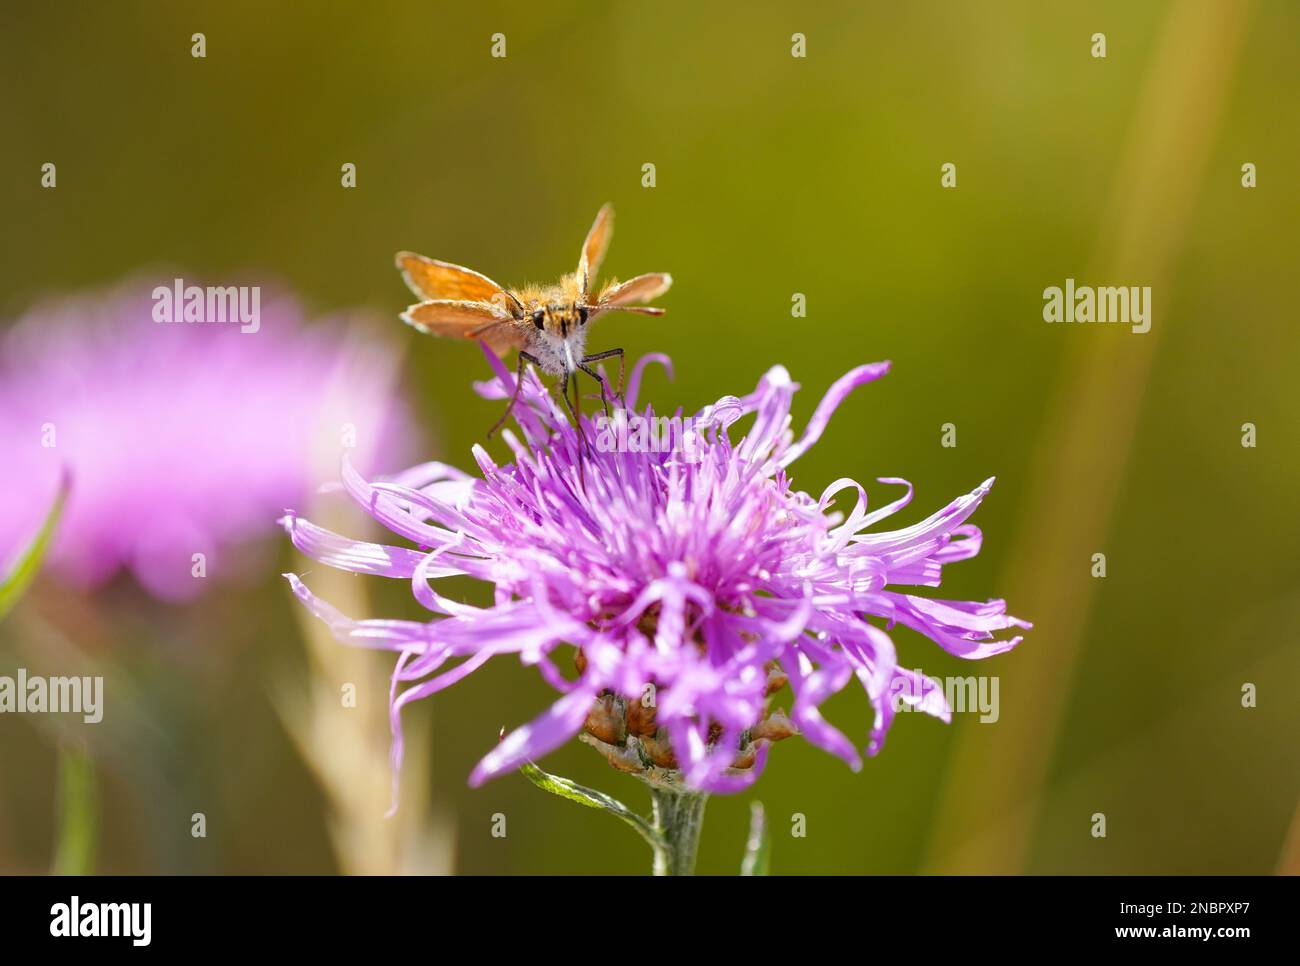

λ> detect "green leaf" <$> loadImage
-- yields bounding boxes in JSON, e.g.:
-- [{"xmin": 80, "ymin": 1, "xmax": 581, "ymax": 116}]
[
  {"xmin": 740, "ymin": 801, "xmax": 771, "ymax": 875},
  {"xmin": 0, "ymin": 472, "xmax": 69, "ymax": 622},
  {"xmin": 520, "ymin": 760, "xmax": 665, "ymax": 852}
]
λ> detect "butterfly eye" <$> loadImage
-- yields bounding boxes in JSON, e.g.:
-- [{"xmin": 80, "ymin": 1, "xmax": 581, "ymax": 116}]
[
  {"xmin": 577, "ymin": 305, "xmax": 589, "ymax": 324},
  {"xmin": 532, "ymin": 309, "xmax": 545, "ymax": 330}
]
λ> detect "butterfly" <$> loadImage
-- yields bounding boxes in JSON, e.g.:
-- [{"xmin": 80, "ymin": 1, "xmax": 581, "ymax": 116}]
[{"xmin": 396, "ymin": 204, "xmax": 671, "ymax": 436}]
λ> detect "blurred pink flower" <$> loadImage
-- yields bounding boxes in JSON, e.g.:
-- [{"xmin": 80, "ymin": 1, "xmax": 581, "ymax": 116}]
[{"xmin": 0, "ymin": 279, "xmax": 414, "ymax": 601}]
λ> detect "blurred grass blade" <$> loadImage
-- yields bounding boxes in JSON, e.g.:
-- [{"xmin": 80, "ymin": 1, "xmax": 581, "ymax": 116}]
[
  {"xmin": 53, "ymin": 740, "xmax": 98, "ymax": 875},
  {"xmin": 740, "ymin": 801, "xmax": 770, "ymax": 875},
  {"xmin": 520, "ymin": 760, "xmax": 664, "ymax": 852},
  {"xmin": 0, "ymin": 472, "xmax": 69, "ymax": 622}
]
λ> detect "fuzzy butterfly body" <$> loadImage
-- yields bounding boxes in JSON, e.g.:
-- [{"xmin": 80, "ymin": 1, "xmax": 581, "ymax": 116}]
[{"xmin": 396, "ymin": 204, "xmax": 671, "ymax": 435}]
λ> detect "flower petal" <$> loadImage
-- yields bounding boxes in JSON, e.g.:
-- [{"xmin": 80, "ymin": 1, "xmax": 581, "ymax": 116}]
[
  {"xmin": 780, "ymin": 362, "xmax": 890, "ymax": 468},
  {"xmin": 280, "ymin": 512, "xmax": 452, "ymax": 578},
  {"xmin": 469, "ymin": 683, "xmax": 603, "ymax": 786}
]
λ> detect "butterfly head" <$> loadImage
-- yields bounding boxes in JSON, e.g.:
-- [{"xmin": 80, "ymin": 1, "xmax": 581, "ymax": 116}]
[{"xmin": 519, "ymin": 301, "xmax": 593, "ymax": 375}]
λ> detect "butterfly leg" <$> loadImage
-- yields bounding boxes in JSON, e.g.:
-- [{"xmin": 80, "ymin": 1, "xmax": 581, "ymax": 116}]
[
  {"xmin": 580, "ymin": 347, "xmax": 625, "ymax": 410},
  {"xmin": 487, "ymin": 351, "xmax": 542, "ymax": 439},
  {"xmin": 559, "ymin": 368, "xmax": 594, "ymax": 463},
  {"xmin": 577, "ymin": 364, "xmax": 613, "ymax": 418}
]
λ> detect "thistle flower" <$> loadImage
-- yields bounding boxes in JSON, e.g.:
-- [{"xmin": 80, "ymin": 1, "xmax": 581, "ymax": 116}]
[
  {"xmin": 282, "ymin": 347, "xmax": 1029, "ymax": 798},
  {"xmin": 0, "ymin": 281, "xmax": 412, "ymax": 601}
]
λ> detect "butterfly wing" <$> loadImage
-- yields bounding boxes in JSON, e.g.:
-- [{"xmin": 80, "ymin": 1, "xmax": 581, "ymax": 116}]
[
  {"xmin": 396, "ymin": 252, "xmax": 510, "ymax": 305},
  {"xmin": 596, "ymin": 273, "xmax": 672, "ymax": 313},
  {"xmin": 401, "ymin": 299, "xmax": 525, "ymax": 355},
  {"xmin": 577, "ymin": 204, "xmax": 614, "ymax": 299}
]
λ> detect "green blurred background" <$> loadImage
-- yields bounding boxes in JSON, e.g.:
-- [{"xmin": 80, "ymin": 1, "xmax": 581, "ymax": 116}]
[{"xmin": 2, "ymin": 0, "xmax": 1297, "ymax": 875}]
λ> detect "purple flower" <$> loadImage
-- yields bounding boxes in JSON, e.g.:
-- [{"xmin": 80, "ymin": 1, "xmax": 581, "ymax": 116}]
[
  {"xmin": 282, "ymin": 348, "xmax": 1028, "ymax": 797},
  {"xmin": 0, "ymin": 280, "xmax": 413, "ymax": 601}
]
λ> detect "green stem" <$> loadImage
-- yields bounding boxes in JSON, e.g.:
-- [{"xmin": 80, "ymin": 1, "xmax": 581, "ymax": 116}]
[
  {"xmin": 650, "ymin": 787, "xmax": 708, "ymax": 876},
  {"xmin": 53, "ymin": 740, "xmax": 97, "ymax": 875}
]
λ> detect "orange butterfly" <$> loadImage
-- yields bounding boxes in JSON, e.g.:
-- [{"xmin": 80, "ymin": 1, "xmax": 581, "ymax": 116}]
[{"xmin": 396, "ymin": 204, "xmax": 671, "ymax": 435}]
